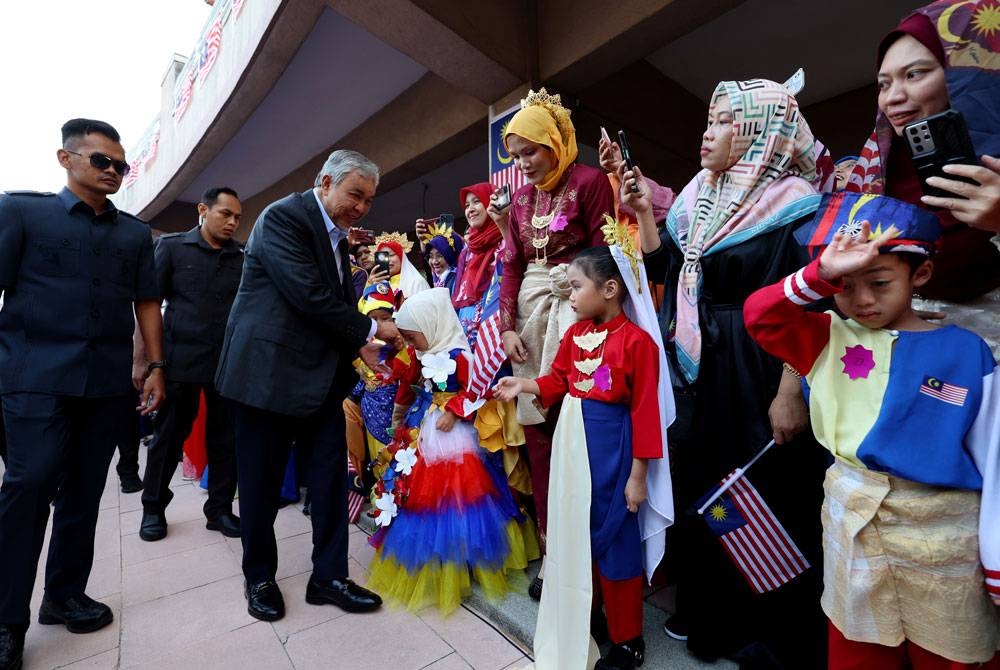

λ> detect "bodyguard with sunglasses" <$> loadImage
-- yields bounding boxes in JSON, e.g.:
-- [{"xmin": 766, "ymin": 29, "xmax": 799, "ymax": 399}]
[{"xmin": 0, "ymin": 118, "xmax": 164, "ymax": 670}]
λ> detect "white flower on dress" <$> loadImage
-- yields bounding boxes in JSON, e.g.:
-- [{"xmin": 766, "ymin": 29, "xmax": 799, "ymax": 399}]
[
  {"xmin": 393, "ymin": 446, "xmax": 418, "ymax": 476},
  {"xmin": 420, "ymin": 351, "xmax": 457, "ymax": 387},
  {"xmin": 374, "ymin": 492, "xmax": 398, "ymax": 527}
]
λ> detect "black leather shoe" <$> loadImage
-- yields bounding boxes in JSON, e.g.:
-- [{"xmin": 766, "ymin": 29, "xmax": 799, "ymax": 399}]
[
  {"xmin": 206, "ymin": 512, "xmax": 241, "ymax": 538},
  {"xmin": 528, "ymin": 576, "xmax": 543, "ymax": 601},
  {"xmin": 119, "ymin": 473, "xmax": 143, "ymax": 494},
  {"xmin": 305, "ymin": 577, "xmax": 381, "ymax": 613},
  {"xmin": 139, "ymin": 511, "xmax": 167, "ymax": 542},
  {"xmin": 245, "ymin": 581, "xmax": 284, "ymax": 622},
  {"xmin": 0, "ymin": 624, "xmax": 24, "ymax": 670},
  {"xmin": 38, "ymin": 593, "xmax": 113, "ymax": 634},
  {"xmin": 595, "ymin": 636, "xmax": 645, "ymax": 670}
]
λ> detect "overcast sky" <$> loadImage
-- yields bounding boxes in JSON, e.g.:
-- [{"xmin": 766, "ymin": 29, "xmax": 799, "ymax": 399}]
[{"xmin": 0, "ymin": 1, "xmax": 212, "ymax": 192}]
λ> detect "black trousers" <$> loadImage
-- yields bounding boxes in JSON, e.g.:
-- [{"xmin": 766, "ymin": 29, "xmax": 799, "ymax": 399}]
[
  {"xmin": 141, "ymin": 382, "xmax": 237, "ymax": 519},
  {"xmin": 0, "ymin": 393, "xmax": 127, "ymax": 626},
  {"xmin": 0, "ymin": 403, "xmax": 6, "ymax": 467},
  {"xmin": 231, "ymin": 389, "xmax": 349, "ymax": 585},
  {"xmin": 114, "ymin": 397, "xmax": 140, "ymax": 479}
]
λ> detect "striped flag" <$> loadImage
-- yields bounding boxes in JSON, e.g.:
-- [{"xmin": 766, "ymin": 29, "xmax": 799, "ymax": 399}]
[
  {"xmin": 231, "ymin": 0, "xmax": 247, "ymax": 18},
  {"xmin": 700, "ymin": 473, "xmax": 809, "ymax": 594},
  {"xmin": 920, "ymin": 376, "xmax": 968, "ymax": 407},
  {"xmin": 489, "ymin": 104, "xmax": 527, "ymax": 194},
  {"xmin": 466, "ymin": 258, "xmax": 506, "ymax": 398},
  {"xmin": 196, "ymin": 16, "xmax": 223, "ymax": 85},
  {"xmin": 347, "ymin": 457, "xmax": 366, "ymax": 524},
  {"xmin": 172, "ymin": 68, "xmax": 195, "ymax": 121}
]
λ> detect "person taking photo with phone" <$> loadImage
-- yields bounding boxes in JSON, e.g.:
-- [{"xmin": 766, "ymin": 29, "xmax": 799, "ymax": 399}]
[
  {"xmin": 621, "ymin": 79, "xmax": 831, "ymax": 667},
  {"xmin": 846, "ymin": 2, "xmax": 1000, "ymax": 352},
  {"xmin": 489, "ymin": 88, "xmax": 615, "ymax": 602}
]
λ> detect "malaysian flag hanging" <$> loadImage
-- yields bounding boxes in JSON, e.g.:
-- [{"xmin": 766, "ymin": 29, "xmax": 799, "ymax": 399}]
[
  {"xmin": 699, "ymin": 473, "xmax": 809, "ymax": 594},
  {"xmin": 196, "ymin": 16, "xmax": 223, "ymax": 86},
  {"xmin": 172, "ymin": 68, "xmax": 195, "ymax": 121},
  {"xmin": 489, "ymin": 104, "xmax": 527, "ymax": 194}
]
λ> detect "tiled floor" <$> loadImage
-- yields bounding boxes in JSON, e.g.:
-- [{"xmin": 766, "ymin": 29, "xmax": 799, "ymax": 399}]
[{"xmin": 4, "ymin": 451, "xmax": 531, "ymax": 670}]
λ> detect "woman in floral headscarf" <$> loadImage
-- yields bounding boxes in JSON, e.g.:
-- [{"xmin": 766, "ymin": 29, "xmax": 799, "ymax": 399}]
[
  {"xmin": 623, "ymin": 79, "xmax": 830, "ymax": 667},
  {"xmin": 493, "ymin": 89, "xmax": 615, "ymax": 599}
]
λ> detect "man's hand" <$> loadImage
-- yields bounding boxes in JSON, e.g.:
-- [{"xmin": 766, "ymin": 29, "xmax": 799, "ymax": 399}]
[
  {"xmin": 599, "ymin": 136, "xmax": 624, "ymax": 174},
  {"xmin": 360, "ymin": 342, "xmax": 391, "ymax": 375},
  {"xmin": 922, "ymin": 155, "xmax": 1000, "ymax": 232},
  {"xmin": 818, "ymin": 221, "xmax": 899, "ymax": 282},
  {"xmin": 138, "ymin": 369, "xmax": 165, "ymax": 415},
  {"xmin": 435, "ymin": 409, "xmax": 457, "ymax": 432},
  {"xmin": 375, "ymin": 319, "xmax": 402, "ymax": 348},
  {"xmin": 501, "ymin": 331, "xmax": 527, "ymax": 364}
]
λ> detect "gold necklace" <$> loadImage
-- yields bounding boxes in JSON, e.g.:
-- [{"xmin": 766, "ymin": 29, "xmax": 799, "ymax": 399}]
[{"xmin": 529, "ymin": 166, "xmax": 575, "ymax": 266}]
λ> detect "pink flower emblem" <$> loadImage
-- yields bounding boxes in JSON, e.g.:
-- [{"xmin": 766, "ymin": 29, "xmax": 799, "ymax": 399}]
[
  {"xmin": 841, "ymin": 344, "xmax": 875, "ymax": 380},
  {"xmin": 593, "ymin": 364, "xmax": 612, "ymax": 391},
  {"xmin": 549, "ymin": 214, "xmax": 569, "ymax": 232}
]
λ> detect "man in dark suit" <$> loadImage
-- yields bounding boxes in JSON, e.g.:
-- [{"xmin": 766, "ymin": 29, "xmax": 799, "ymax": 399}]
[{"xmin": 216, "ymin": 150, "xmax": 398, "ymax": 622}]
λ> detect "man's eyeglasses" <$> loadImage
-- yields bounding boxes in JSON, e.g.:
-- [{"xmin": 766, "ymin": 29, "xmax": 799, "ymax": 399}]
[{"xmin": 66, "ymin": 150, "xmax": 131, "ymax": 177}]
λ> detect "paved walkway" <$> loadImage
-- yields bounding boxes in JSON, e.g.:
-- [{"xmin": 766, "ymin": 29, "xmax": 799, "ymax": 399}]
[{"xmin": 5, "ymin": 450, "xmax": 728, "ymax": 669}]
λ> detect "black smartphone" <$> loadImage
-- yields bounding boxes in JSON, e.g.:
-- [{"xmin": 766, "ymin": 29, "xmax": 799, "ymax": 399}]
[
  {"xmin": 617, "ymin": 129, "xmax": 638, "ymax": 192},
  {"xmin": 492, "ymin": 184, "xmax": 511, "ymax": 211},
  {"xmin": 904, "ymin": 109, "xmax": 978, "ymax": 199},
  {"xmin": 438, "ymin": 213, "xmax": 455, "ymax": 227},
  {"xmin": 373, "ymin": 250, "xmax": 391, "ymax": 275}
]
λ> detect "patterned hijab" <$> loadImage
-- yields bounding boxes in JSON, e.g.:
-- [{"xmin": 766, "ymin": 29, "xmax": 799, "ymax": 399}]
[
  {"xmin": 849, "ymin": 1, "xmax": 1000, "ymax": 193},
  {"xmin": 668, "ymin": 78, "xmax": 821, "ymax": 383},
  {"xmin": 504, "ymin": 89, "xmax": 578, "ymax": 192}
]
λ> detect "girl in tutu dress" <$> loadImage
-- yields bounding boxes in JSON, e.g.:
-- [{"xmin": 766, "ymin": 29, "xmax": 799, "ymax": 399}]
[{"xmin": 366, "ymin": 288, "xmax": 529, "ymax": 614}]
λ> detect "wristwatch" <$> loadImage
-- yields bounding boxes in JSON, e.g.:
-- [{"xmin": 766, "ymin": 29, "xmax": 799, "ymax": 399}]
[{"xmin": 146, "ymin": 360, "xmax": 167, "ymax": 375}]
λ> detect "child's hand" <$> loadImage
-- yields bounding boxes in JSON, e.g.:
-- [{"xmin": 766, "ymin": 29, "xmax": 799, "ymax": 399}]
[
  {"xmin": 435, "ymin": 409, "xmax": 457, "ymax": 432},
  {"xmin": 617, "ymin": 164, "xmax": 651, "ymax": 213},
  {"xmin": 817, "ymin": 221, "xmax": 899, "ymax": 282},
  {"xmin": 624, "ymin": 474, "xmax": 647, "ymax": 513},
  {"xmin": 492, "ymin": 377, "xmax": 525, "ymax": 403}
]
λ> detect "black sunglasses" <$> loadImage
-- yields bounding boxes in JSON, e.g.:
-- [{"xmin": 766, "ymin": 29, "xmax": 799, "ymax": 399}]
[{"xmin": 66, "ymin": 150, "xmax": 131, "ymax": 177}]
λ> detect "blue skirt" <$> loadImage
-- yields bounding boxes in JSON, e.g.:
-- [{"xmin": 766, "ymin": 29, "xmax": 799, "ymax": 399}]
[{"xmin": 582, "ymin": 399, "xmax": 642, "ymax": 580}]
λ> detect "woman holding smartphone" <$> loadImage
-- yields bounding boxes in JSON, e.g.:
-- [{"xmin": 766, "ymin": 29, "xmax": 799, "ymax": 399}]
[
  {"xmin": 621, "ymin": 78, "xmax": 830, "ymax": 667},
  {"xmin": 490, "ymin": 89, "xmax": 615, "ymax": 599},
  {"xmin": 847, "ymin": 3, "xmax": 1000, "ymax": 350}
]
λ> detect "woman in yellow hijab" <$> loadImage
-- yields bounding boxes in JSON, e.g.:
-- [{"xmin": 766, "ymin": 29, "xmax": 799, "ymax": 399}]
[{"xmin": 492, "ymin": 88, "xmax": 615, "ymax": 601}]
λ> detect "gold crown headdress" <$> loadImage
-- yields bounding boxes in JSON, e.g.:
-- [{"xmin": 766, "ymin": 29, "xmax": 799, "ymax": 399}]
[
  {"xmin": 601, "ymin": 214, "xmax": 641, "ymax": 292},
  {"xmin": 418, "ymin": 219, "xmax": 456, "ymax": 249},
  {"xmin": 374, "ymin": 231, "xmax": 414, "ymax": 254},
  {"xmin": 521, "ymin": 87, "xmax": 574, "ymax": 146}
]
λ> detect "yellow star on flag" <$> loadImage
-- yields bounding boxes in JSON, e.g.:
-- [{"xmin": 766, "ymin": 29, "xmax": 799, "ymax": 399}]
[{"xmin": 709, "ymin": 503, "xmax": 728, "ymax": 522}]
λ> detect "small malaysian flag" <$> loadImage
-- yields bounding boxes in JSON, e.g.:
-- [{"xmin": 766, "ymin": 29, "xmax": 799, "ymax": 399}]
[
  {"xmin": 467, "ymin": 259, "xmax": 506, "ymax": 398},
  {"xmin": 489, "ymin": 104, "xmax": 527, "ymax": 195},
  {"xmin": 346, "ymin": 457, "xmax": 365, "ymax": 524},
  {"xmin": 196, "ymin": 16, "xmax": 223, "ymax": 85},
  {"xmin": 700, "ymin": 473, "xmax": 809, "ymax": 594},
  {"xmin": 919, "ymin": 376, "xmax": 968, "ymax": 407},
  {"xmin": 173, "ymin": 68, "xmax": 194, "ymax": 121}
]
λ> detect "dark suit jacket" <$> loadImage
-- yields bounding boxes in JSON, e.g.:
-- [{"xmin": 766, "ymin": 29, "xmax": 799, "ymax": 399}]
[{"xmin": 215, "ymin": 189, "xmax": 372, "ymax": 417}]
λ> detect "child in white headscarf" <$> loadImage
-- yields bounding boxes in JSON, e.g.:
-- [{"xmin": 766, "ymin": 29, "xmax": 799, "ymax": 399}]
[{"xmin": 365, "ymin": 288, "xmax": 530, "ymax": 614}]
